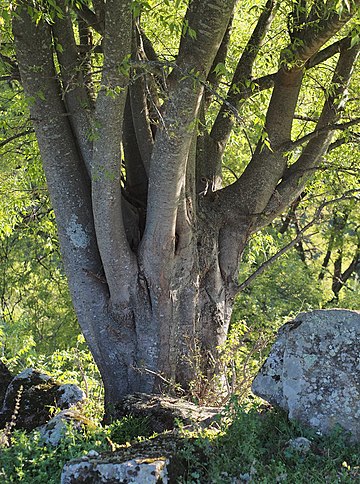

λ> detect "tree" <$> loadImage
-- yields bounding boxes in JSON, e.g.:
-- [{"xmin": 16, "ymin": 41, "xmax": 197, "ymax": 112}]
[{"xmin": 3, "ymin": 0, "xmax": 360, "ymax": 413}]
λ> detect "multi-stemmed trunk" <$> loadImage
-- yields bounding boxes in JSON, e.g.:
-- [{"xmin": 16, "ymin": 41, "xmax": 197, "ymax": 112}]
[
  {"xmin": 67, "ymin": 205, "xmax": 246, "ymax": 411},
  {"xmin": 11, "ymin": 0, "xmax": 360, "ymax": 414}
]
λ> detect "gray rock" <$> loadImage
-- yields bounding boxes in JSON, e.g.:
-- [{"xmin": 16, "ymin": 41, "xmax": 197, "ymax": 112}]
[
  {"xmin": 61, "ymin": 432, "xmax": 186, "ymax": 483},
  {"xmin": 61, "ymin": 456, "xmax": 169, "ymax": 483},
  {"xmin": 112, "ymin": 392, "xmax": 222, "ymax": 433},
  {"xmin": 286, "ymin": 437, "xmax": 311, "ymax": 453},
  {"xmin": 252, "ymin": 309, "xmax": 360, "ymax": 441},
  {"xmin": 39, "ymin": 409, "xmax": 95, "ymax": 446},
  {"xmin": 57, "ymin": 384, "xmax": 86, "ymax": 408},
  {"xmin": 0, "ymin": 368, "xmax": 85, "ymax": 431}
]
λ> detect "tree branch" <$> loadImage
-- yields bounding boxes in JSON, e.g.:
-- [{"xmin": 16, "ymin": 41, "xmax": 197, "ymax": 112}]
[
  {"xmin": 211, "ymin": 3, "xmax": 358, "ymax": 225},
  {"xmin": 142, "ymin": 0, "xmax": 237, "ymax": 262},
  {"xmin": 92, "ymin": 0, "xmax": 136, "ymax": 305},
  {"xmin": 129, "ymin": 25, "xmax": 154, "ymax": 175},
  {"xmin": 228, "ymin": 3, "xmax": 360, "ymax": 218},
  {"xmin": 286, "ymin": 1, "xmax": 360, "ymax": 67},
  {"xmin": 0, "ymin": 53, "xmax": 20, "ymax": 81},
  {"xmin": 92, "ymin": 0, "xmax": 105, "ymax": 27},
  {"xmin": 328, "ymin": 132, "xmax": 360, "ymax": 151},
  {"xmin": 259, "ymin": 35, "xmax": 360, "ymax": 226},
  {"xmin": 307, "ymin": 37, "xmax": 344, "ymax": 68},
  {"xmin": 283, "ymin": 117, "xmax": 360, "ymax": 152},
  {"xmin": 205, "ymin": 12, "xmax": 235, "ymax": 107},
  {"xmin": 209, "ymin": 0, "xmax": 278, "ymax": 158},
  {"xmin": 52, "ymin": 0, "xmax": 94, "ymax": 173},
  {"xmin": 0, "ymin": 129, "xmax": 34, "ymax": 148},
  {"xmin": 12, "ymin": 3, "xmax": 110, "ymax": 365},
  {"xmin": 74, "ymin": 3, "xmax": 104, "ymax": 34},
  {"xmin": 225, "ymin": 36, "xmax": 349, "ymax": 105},
  {"xmin": 235, "ymin": 190, "xmax": 360, "ymax": 294}
]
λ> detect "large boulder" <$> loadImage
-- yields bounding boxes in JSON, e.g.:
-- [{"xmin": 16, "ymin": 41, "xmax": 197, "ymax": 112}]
[
  {"xmin": 0, "ymin": 361, "xmax": 12, "ymax": 407},
  {"xmin": 252, "ymin": 309, "xmax": 360, "ymax": 441},
  {"xmin": 0, "ymin": 368, "xmax": 85, "ymax": 431}
]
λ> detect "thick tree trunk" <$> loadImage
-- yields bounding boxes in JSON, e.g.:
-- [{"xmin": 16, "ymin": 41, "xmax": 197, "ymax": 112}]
[
  {"xmin": 82, "ymin": 219, "xmax": 244, "ymax": 417},
  {"xmin": 12, "ymin": 0, "xmax": 360, "ymax": 421}
]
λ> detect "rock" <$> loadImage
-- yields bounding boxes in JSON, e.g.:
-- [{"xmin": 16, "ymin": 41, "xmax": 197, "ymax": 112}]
[
  {"xmin": 39, "ymin": 408, "xmax": 96, "ymax": 446},
  {"xmin": 0, "ymin": 361, "xmax": 12, "ymax": 407},
  {"xmin": 57, "ymin": 384, "xmax": 86, "ymax": 408},
  {"xmin": 286, "ymin": 437, "xmax": 311, "ymax": 454},
  {"xmin": 61, "ymin": 432, "xmax": 186, "ymax": 483},
  {"xmin": 252, "ymin": 309, "xmax": 360, "ymax": 441},
  {"xmin": 112, "ymin": 392, "xmax": 222, "ymax": 433},
  {"xmin": 0, "ymin": 368, "xmax": 85, "ymax": 431},
  {"xmin": 61, "ymin": 394, "xmax": 222, "ymax": 482},
  {"xmin": 61, "ymin": 456, "xmax": 169, "ymax": 483}
]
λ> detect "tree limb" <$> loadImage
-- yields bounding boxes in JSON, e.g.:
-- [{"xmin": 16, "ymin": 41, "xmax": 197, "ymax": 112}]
[
  {"xmin": 224, "ymin": 36, "xmax": 349, "ymax": 105},
  {"xmin": 328, "ymin": 133, "xmax": 360, "ymax": 151},
  {"xmin": 12, "ymin": 3, "xmax": 110, "ymax": 367},
  {"xmin": 235, "ymin": 190, "xmax": 360, "ymax": 294},
  {"xmin": 74, "ymin": 3, "xmax": 104, "ymax": 34},
  {"xmin": 209, "ymin": 0, "xmax": 278, "ymax": 159},
  {"xmin": 223, "ymin": 2, "xmax": 359, "ymax": 219},
  {"xmin": 92, "ymin": 0, "xmax": 136, "ymax": 305},
  {"xmin": 259, "ymin": 35, "xmax": 360, "ymax": 226},
  {"xmin": 52, "ymin": 0, "xmax": 94, "ymax": 173},
  {"xmin": 286, "ymin": 1, "xmax": 360, "ymax": 67},
  {"xmin": 0, "ymin": 129, "xmax": 34, "ymax": 148},
  {"xmin": 205, "ymin": 12, "xmax": 235, "ymax": 107},
  {"xmin": 283, "ymin": 117, "xmax": 360, "ymax": 152},
  {"xmin": 129, "ymin": 25, "xmax": 154, "ymax": 175},
  {"xmin": 141, "ymin": 0, "xmax": 237, "ymax": 261}
]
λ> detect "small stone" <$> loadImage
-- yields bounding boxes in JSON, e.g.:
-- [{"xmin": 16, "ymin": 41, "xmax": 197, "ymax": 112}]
[
  {"xmin": 57, "ymin": 384, "xmax": 86, "ymax": 408},
  {"xmin": 286, "ymin": 437, "xmax": 311, "ymax": 454},
  {"xmin": 39, "ymin": 409, "xmax": 95, "ymax": 446},
  {"xmin": 238, "ymin": 472, "xmax": 251, "ymax": 482},
  {"xmin": 61, "ymin": 457, "xmax": 169, "ymax": 483},
  {"xmin": 87, "ymin": 450, "xmax": 99, "ymax": 458}
]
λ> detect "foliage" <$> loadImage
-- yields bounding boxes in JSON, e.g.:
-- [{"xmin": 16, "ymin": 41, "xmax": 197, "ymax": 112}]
[
  {"xmin": 0, "ymin": 0, "xmax": 359, "ymax": 418},
  {"xmin": 1, "ymin": 398, "xmax": 359, "ymax": 483},
  {"xmin": 0, "ymin": 416, "xmax": 152, "ymax": 483},
  {"xmin": 178, "ymin": 401, "xmax": 360, "ymax": 483}
]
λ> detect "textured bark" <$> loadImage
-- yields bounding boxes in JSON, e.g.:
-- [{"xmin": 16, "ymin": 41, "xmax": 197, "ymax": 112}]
[{"xmin": 11, "ymin": 0, "xmax": 360, "ymax": 414}]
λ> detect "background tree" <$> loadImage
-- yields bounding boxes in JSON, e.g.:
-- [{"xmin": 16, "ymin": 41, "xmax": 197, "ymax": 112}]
[{"xmin": 1, "ymin": 0, "xmax": 359, "ymax": 413}]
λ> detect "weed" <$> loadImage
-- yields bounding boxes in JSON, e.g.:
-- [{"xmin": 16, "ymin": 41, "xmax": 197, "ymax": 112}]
[{"xmin": 178, "ymin": 400, "xmax": 360, "ymax": 483}]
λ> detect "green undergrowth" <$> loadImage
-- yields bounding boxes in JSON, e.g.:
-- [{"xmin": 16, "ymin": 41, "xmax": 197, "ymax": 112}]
[
  {"xmin": 1, "ymin": 399, "xmax": 359, "ymax": 483},
  {"xmin": 179, "ymin": 399, "xmax": 360, "ymax": 483},
  {"xmin": 0, "ymin": 415, "xmax": 152, "ymax": 483}
]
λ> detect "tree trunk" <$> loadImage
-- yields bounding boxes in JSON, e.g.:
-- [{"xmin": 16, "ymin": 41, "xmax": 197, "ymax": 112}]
[
  {"xmin": 11, "ymin": 0, "xmax": 360, "ymax": 419},
  {"xmin": 83, "ymin": 215, "xmax": 245, "ymax": 417}
]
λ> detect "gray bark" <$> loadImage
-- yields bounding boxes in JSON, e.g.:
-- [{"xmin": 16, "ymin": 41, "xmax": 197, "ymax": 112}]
[{"xmin": 11, "ymin": 0, "xmax": 360, "ymax": 414}]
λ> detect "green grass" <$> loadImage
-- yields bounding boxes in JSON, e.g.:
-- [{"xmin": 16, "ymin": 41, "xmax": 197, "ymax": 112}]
[
  {"xmin": 178, "ymin": 399, "xmax": 360, "ymax": 483},
  {"xmin": 0, "ymin": 416, "xmax": 151, "ymax": 483},
  {"xmin": 0, "ymin": 400, "xmax": 359, "ymax": 483}
]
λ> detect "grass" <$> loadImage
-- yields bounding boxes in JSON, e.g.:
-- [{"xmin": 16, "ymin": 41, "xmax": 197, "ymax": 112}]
[
  {"xmin": 179, "ymin": 399, "xmax": 360, "ymax": 483},
  {"xmin": 0, "ymin": 398, "xmax": 359, "ymax": 483}
]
